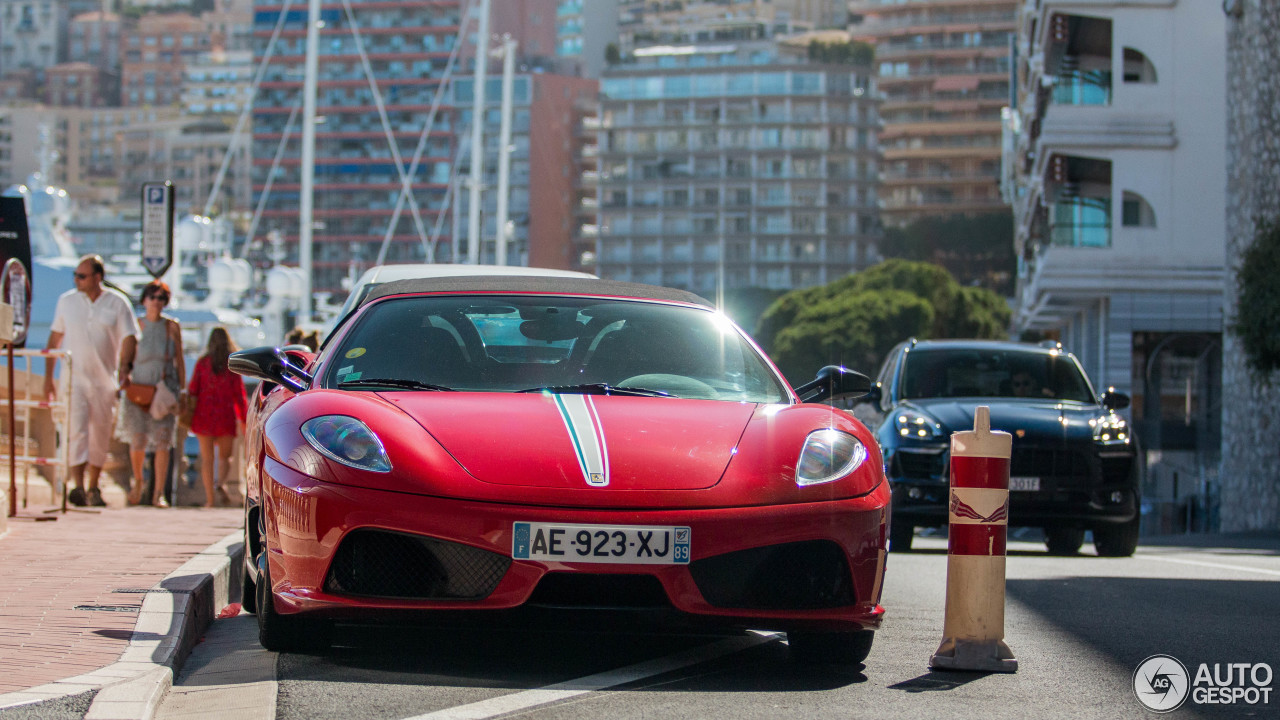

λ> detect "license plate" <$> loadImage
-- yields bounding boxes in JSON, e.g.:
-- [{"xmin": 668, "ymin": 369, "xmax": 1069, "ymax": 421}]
[
  {"xmin": 512, "ymin": 522, "xmax": 691, "ymax": 564},
  {"xmin": 1010, "ymin": 476, "xmax": 1040, "ymax": 491}
]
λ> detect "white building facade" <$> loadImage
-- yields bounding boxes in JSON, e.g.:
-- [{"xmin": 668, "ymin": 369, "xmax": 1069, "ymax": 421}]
[{"xmin": 1004, "ymin": 0, "xmax": 1226, "ymax": 531}]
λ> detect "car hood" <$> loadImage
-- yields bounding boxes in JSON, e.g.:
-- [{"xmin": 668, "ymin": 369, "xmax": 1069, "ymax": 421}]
[
  {"xmin": 384, "ymin": 393, "xmax": 756, "ymax": 490},
  {"xmin": 910, "ymin": 398, "xmax": 1103, "ymax": 444}
]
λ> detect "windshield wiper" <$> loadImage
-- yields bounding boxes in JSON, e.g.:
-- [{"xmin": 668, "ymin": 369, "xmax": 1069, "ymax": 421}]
[
  {"xmin": 518, "ymin": 383, "xmax": 670, "ymax": 398},
  {"xmin": 339, "ymin": 378, "xmax": 455, "ymax": 391}
]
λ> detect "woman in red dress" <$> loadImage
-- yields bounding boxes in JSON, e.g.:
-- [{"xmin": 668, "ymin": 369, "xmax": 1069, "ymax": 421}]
[{"xmin": 187, "ymin": 327, "xmax": 248, "ymax": 508}]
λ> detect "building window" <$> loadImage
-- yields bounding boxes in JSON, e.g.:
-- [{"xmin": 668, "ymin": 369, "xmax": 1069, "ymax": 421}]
[
  {"xmin": 1052, "ymin": 196, "xmax": 1111, "ymax": 247},
  {"xmin": 1123, "ymin": 48, "xmax": 1157, "ymax": 84},
  {"xmin": 1122, "ymin": 191, "xmax": 1156, "ymax": 227}
]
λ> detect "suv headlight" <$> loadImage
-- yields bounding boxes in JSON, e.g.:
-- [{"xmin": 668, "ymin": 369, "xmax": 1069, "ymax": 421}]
[
  {"xmin": 1092, "ymin": 414, "xmax": 1130, "ymax": 445},
  {"xmin": 895, "ymin": 409, "xmax": 943, "ymax": 440},
  {"xmin": 796, "ymin": 429, "xmax": 868, "ymax": 486},
  {"xmin": 301, "ymin": 415, "xmax": 393, "ymax": 472}
]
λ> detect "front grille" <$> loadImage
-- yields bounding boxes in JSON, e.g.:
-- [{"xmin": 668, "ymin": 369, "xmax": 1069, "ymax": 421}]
[
  {"xmin": 527, "ymin": 573, "xmax": 671, "ymax": 609},
  {"xmin": 324, "ymin": 529, "xmax": 510, "ymax": 600},
  {"xmin": 1011, "ymin": 447, "xmax": 1092, "ymax": 480},
  {"xmin": 893, "ymin": 449, "xmax": 946, "ymax": 479},
  {"xmin": 689, "ymin": 540, "xmax": 854, "ymax": 610}
]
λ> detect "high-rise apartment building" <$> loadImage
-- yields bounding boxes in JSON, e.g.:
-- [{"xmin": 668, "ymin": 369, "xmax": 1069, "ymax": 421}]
[
  {"xmin": 0, "ymin": 0, "xmax": 69, "ymax": 79},
  {"xmin": 555, "ymin": 0, "xmax": 619, "ymax": 78},
  {"xmin": 850, "ymin": 0, "xmax": 1014, "ymax": 226},
  {"xmin": 453, "ymin": 71, "xmax": 598, "ymax": 270},
  {"xmin": 597, "ymin": 38, "xmax": 880, "ymax": 296},
  {"xmin": 251, "ymin": 0, "xmax": 464, "ymax": 294},
  {"xmin": 121, "ymin": 13, "xmax": 211, "ymax": 108}
]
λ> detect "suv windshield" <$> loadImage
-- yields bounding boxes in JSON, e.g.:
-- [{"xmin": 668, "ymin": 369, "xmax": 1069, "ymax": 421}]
[
  {"xmin": 325, "ymin": 295, "xmax": 787, "ymax": 402},
  {"xmin": 901, "ymin": 348, "xmax": 1094, "ymax": 402}
]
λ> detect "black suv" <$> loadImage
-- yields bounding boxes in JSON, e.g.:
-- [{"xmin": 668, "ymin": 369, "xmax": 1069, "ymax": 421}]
[{"xmin": 866, "ymin": 339, "xmax": 1140, "ymax": 556}]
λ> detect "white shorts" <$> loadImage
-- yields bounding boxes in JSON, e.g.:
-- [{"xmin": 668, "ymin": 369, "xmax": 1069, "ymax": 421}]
[{"xmin": 69, "ymin": 384, "xmax": 118, "ymax": 468}]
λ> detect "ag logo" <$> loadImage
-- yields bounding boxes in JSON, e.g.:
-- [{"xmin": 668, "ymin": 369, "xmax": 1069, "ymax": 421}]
[{"xmin": 1134, "ymin": 654, "xmax": 1190, "ymax": 712}]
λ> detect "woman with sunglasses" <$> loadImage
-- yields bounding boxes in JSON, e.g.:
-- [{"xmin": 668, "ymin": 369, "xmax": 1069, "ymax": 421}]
[{"xmin": 117, "ymin": 280, "xmax": 185, "ymax": 507}]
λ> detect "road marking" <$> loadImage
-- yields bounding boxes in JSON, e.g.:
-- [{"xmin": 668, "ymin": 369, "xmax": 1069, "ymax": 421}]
[
  {"xmin": 401, "ymin": 632, "xmax": 780, "ymax": 720},
  {"xmin": 1141, "ymin": 554, "xmax": 1280, "ymax": 577}
]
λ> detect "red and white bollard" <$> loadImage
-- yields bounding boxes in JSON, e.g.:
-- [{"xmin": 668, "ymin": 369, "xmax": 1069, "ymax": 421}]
[{"xmin": 930, "ymin": 406, "xmax": 1018, "ymax": 673}]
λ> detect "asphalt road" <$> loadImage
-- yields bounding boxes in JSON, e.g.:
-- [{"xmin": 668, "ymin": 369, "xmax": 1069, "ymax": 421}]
[{"xmin": 155, "ymin": 534, "xmax": 1280, "ymax": 720}]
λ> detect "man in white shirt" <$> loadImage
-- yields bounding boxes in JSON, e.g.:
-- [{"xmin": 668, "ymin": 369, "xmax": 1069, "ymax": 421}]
[{"xmin": 43, "ymin": 255, "xmax": 140, "ymax": 507}]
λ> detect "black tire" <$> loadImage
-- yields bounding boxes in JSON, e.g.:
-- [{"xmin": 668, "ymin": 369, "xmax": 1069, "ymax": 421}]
[
  {"xmin": 788, "ymin": 630, "xmax": 874, "ymax": 665},
  {"xmin": 889, "ymin": 521, "xmax": 914, "ymax": 552},
  {"xmin": 240, "ymin": 561, "xmax": 257, "ymax": 615},
  {"xmin": 1093, "ymin": 516, "xmax": 1140, "ymax": 557},
  {"xmin": 256, "ymin": 554, "xmax": 331, "ymax": 653},
  {"xmin": 1044, "ymin": 527, "xmax": 1085, "ymax": 555}
]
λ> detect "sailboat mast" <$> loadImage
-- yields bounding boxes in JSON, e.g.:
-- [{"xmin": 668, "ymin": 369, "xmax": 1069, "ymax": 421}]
[
  {"xmin": 494, "ymin": 36, "xmax": 516, "ymax": 266},
  {"xmin": 466, "ymin": 0, "xmax": 490, "ymax": 264},
  {"xmin": 299, "ymin": 0, "xmax": 321, "ymax": 321}
]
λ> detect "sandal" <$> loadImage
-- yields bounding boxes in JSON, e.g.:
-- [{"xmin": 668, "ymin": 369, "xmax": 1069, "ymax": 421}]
[{"xmin": 153, "ymin": 496, "xmax": 170, "ymax": 509}]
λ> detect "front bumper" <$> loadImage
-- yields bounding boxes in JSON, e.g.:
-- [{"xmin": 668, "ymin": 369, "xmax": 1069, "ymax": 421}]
[
  {"xmin": 257, "ymin": 457, "xmax": 889, "ymax": 633},
  {"xmin": 886, "ymin": 444, "xmax": 1139, "ymax": 528}
]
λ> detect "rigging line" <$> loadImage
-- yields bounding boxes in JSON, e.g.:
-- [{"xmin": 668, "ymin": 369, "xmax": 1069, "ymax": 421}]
[
  {"xmin": 339, "ymin": 0, "xmax": 429, "ymax": 247},
  {"xmin": 424, "ymin": 137, "xmax": 475, "ymax": 262},
  {"xmin": 239, "ymin": 98, "xmax": 303, "ymax": 260},
  {"xmin": 380, "ymin": 0, "xmax": 474, "ymax": 260},
  {"xmin": 200, "ymin": 0, "xmax": 297, "ymax": 218},
  {"xmin": 381, "ymin": 125, "xmax": 473, "ymax": 263}
]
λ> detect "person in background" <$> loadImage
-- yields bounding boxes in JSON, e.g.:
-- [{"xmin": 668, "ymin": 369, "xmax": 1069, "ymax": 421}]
[
  {"xmin": 285, "ymin": 326, "xmax": 320, "ymax": 352},
  {"xmin": 117, "ymin": 281, "xmax": 185, "ymax": 507},
  {"xmin": 43, "ymin": 255, "xmax": 139, "ymax": 507},
  {"xmin": 187, "ymin": 327, "xmax": 248, "ymax": 508}
]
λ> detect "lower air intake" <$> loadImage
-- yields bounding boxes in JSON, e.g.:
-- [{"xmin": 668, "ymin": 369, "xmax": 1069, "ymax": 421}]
[
  {"xmin": 689, "ymin": 540, "xmax": 855, "ymax": 610},
  {"xmin": 324, "ymin": 529, "xmax": 510, "ymax": 600}
]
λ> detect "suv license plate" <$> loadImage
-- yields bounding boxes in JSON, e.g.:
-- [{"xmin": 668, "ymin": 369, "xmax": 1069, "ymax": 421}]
[
  {"xmin": 512, "ymin": 522, "xmax": 691, "ymax": 564},
  {"xmin": 1010, "ymin": 476, "xmax": 1040, "ymax": 491}
]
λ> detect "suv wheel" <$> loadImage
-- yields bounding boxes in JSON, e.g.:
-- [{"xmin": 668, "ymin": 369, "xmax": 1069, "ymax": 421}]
[
  {"xmin": 1044, "ymin": 527, "xmax": 1085, "ymax": 555},
  {"xmin": 1093, "ymin": 516, "xmax": 1140, "ymax": 557}
]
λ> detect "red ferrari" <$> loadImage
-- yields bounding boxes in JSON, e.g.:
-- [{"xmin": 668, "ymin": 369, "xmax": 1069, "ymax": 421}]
[{"xmin": 231, "ymin": 277, "xmax": 889, "ymax": 663}]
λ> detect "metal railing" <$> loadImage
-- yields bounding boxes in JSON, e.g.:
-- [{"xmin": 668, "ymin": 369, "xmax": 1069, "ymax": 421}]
[{"xmin": 3, "ymin": 349, "xmax": 73, "ymax": 516}]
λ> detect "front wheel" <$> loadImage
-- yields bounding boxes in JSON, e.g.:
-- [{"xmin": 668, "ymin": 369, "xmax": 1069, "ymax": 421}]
[
  {"xmin": 1093, "ymin": 516, "xmax": 1140, "ymax": 557},
  {"xmin": 788, "ymin": 630, "xmax": 874, "ymax": 665},
  {"xmin": 256, "ymin": 553, "xmax": 331, "ymax": 653}
]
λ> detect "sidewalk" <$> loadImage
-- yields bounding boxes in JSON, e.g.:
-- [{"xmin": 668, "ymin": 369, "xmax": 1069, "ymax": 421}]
[{"xmin": 0, "ymin": 489, "xmax": 243, "ymax": 714}]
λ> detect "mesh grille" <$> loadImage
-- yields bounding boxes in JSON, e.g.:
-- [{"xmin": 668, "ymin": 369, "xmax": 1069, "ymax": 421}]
[
  {"xmin": 689, "ymin": 540, "xmax": 855, "ymax": 610},
  {"xmin": 1011, "ymin": 447, "xmax": 1092, "ymax": 481},
  {"xmin": 324, "ymin": 529, "xmax": 510, "ymax": 600}
]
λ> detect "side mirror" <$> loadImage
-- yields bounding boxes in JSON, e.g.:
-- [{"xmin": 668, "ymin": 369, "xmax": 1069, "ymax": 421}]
[
  {"xmin": 794, "ymin": 365, "xmax": 872, "ymax": 404},
  {"xmin": 1102, "ymin": 388, "xmax": 1130, "ymax": 411},
  {"xmin": 229, "ymin": 346, "xmax": 313, "ymax": 394}
]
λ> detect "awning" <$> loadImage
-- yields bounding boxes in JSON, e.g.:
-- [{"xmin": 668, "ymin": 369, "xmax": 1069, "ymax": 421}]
[{"xmin": 933, "ymin": 76, "xmax": 980, "ymax": 92}]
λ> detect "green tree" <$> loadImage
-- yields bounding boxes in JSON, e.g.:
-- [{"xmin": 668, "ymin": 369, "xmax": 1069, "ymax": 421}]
[
  {"xmin": 880, "ymin": 212, "xmax": 1016, "ymax": 294},
  {"xmin": 757, "ymin": 259, "xmax": 1011, "ymax": 383},
  {"xmin": 1232, "ymin": 217, "xmax": 1280, "ymax": 380}
]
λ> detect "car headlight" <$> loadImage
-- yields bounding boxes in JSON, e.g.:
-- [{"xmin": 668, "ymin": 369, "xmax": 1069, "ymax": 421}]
[
  {"xmin": 895, "ymin": 409, "xmax": 943, "ymax": 440},
  {"xmin": 796, "ymin": 429, "xmax": 868, "ymax": 487},
  {"xmin": 301, "ymin": 415, "xmax": 392, "ymax": 472},
  {"xmin": 1091, "ymin": 414, "xmax": 1130, "ymax": 445}
]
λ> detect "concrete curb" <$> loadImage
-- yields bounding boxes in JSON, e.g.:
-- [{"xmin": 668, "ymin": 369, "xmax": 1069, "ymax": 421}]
[{"xmin": 0, "ymin": 530, "xmax": 244, "ymax": 718}]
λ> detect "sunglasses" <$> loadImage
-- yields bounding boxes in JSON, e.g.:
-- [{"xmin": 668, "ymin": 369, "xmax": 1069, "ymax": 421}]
[
  {"xmin": 147, "ymin": 294, "xmax": 170, "ymax": 302},
  {"xmin": 73, "ymin": 272, "xmax": 91, "ymax": 280}
]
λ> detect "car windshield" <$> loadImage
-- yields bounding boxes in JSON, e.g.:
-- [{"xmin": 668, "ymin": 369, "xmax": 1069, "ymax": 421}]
[
  {"xmin": 324, "ymin": 295, "xmax": 787, "ymax": 402},
  {"xmin": 900, "ymin": 348, "xmax": 1095, "ymax": 402}
]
